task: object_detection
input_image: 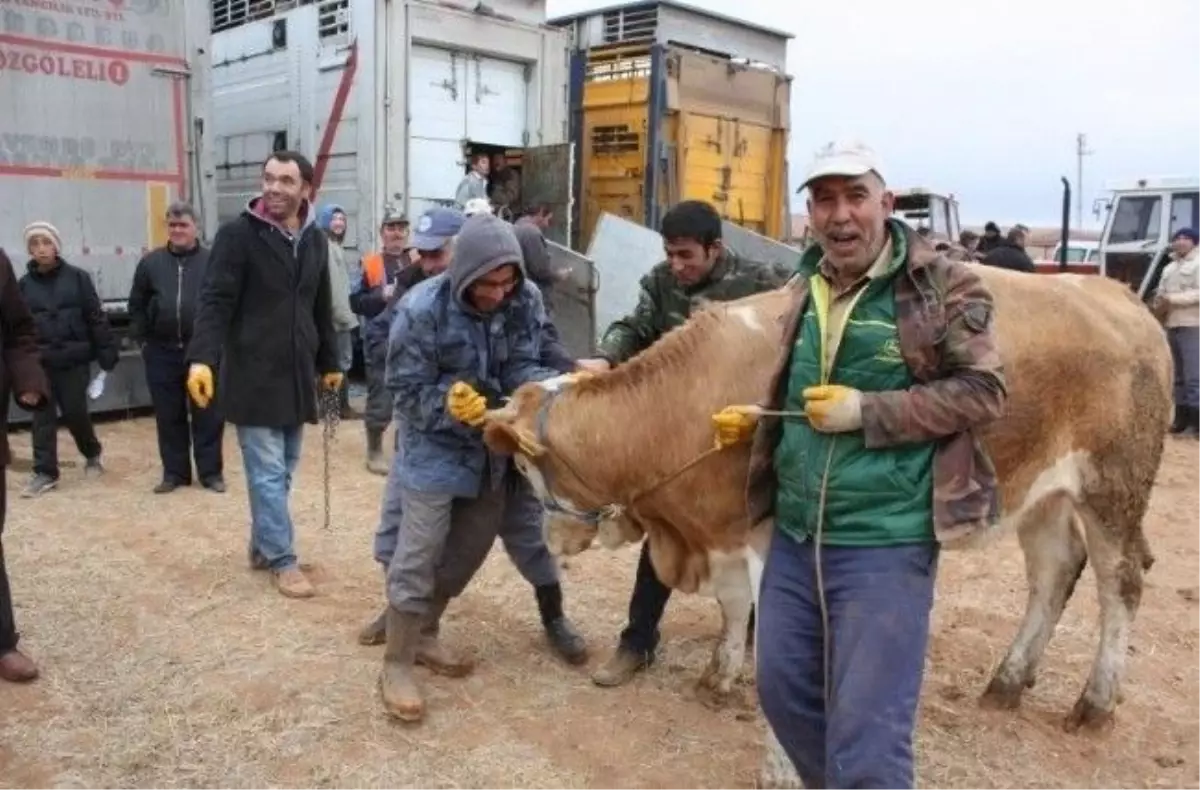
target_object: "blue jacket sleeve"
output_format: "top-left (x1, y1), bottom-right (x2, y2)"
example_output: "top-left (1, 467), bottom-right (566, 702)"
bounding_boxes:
top-left (500, 286), bottom-right (565, 393)
top-left (385, 300), bottom-right (478, 439)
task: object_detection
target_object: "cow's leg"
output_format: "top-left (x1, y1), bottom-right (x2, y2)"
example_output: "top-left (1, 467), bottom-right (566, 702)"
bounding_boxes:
top-left (747, 529), bottom-right (804, 790)
top-left (1063, 501), bottom-right (1146, 732)
top-left (982, 494), bottom-right (1087, 709)
top-left (696, 549), bottom-right (753, 706)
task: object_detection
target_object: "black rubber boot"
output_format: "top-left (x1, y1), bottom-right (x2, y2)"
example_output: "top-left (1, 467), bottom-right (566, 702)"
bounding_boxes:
top-left (535, 583), bottom-right (588, 665)
top-left (365, 428), bottom-right (388, 475)
top-left (1169, 405), bottom-right (1188, 434)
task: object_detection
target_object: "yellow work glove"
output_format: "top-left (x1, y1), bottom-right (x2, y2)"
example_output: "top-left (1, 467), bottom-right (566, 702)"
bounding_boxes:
top-left (187, 363), bottom-right (214, 409)
top-left (322, 372), bottom-right (344, 390)
top-left (446, 381), bottom-right (488, 427)
top-left (711, 404), bottom-right (761, 450)
top-left (802, 384), bottom-right (863, 433)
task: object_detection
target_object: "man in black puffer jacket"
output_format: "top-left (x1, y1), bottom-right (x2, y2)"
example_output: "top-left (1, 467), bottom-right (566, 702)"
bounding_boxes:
top-left (128, 201), bottom-right (226, 495)
top-left (18, 221), bottom-right (119, 497)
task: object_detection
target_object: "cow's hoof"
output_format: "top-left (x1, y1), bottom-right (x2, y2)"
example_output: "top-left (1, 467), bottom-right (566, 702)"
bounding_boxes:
top-left (694, 673), bottom-right (736, 710)
top-left (979, 675), bottom-right (1025, 710)
top-left (1064, 697), bottom-right (1114, 733)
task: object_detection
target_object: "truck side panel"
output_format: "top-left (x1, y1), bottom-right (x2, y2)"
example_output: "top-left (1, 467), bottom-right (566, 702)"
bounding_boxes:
top-left (1, 1), bottom-right (213, 425)
top-left (0, 2), bottom-right (200, 301)
top-left (211, 0), bottom-right (569, 253)
top-left (211, 4), bottom-right (367, 250)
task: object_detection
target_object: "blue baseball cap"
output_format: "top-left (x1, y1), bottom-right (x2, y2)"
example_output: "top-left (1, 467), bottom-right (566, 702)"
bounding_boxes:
top-left (411, 207), bottom-right (465, 251)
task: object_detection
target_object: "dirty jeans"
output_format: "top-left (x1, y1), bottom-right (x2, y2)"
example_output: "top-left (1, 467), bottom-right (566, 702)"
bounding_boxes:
top-left (756, 533), bottom-right (938, 789)
top-left (1168, 326), bottom-right (1199, 408)
top-left (378, 465), bottom-right (560, 599)
top-left (236, 425), bottom-right (303, 572)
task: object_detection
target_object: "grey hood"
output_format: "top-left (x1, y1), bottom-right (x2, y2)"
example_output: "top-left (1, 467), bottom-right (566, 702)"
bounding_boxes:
top-left (449, 213), bottom-right (526, 310)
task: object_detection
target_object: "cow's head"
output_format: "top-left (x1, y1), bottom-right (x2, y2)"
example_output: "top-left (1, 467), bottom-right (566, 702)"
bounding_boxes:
top-left (482, 373), bottom-right (639, 556)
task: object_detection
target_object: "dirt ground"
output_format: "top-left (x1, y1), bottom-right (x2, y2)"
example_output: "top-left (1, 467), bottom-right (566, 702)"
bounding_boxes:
top-left (0, 414), bottom-right (1196, 789)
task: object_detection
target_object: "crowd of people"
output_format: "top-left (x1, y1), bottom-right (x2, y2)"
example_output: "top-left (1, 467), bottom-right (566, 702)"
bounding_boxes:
top-left (0, 140), bottom-right (1195, 788)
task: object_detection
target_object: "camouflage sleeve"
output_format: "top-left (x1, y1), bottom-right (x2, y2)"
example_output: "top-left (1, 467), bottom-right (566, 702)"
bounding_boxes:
top-left (596, 272), bottom-right (663, 365)
top-left (860, 261), bottom-right (1007, 448)
top-left (766, 260), bottom-right (797, 287)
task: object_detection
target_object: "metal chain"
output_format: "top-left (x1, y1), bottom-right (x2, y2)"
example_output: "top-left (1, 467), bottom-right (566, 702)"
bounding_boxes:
top-left (320, 385), bottom-right (341, 531)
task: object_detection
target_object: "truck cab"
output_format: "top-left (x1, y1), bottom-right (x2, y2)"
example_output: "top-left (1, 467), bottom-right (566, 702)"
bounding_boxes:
top-left (891, 188), bottom-right (962, 245)
top-left (1097, 176), bottom-right (1200, 301)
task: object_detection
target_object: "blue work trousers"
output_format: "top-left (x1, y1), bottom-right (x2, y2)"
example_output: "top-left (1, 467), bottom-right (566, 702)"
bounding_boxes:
top-left (756, 532), bottom-right (938, 789)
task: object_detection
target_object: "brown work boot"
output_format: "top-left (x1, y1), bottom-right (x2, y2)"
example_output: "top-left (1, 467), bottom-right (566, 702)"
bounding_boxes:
top-left (357, 606), bottom-right (387, 646)
top-left (273, 567), bottom-right (316, 599)
top-left (0, 649), bottom-right (39, 683)
top-left (380, 608), bottom-right (425, 722)
top-left (415, 597), bottom-right (474, 677)
top-left (591, 645), bottom-right (651, 688)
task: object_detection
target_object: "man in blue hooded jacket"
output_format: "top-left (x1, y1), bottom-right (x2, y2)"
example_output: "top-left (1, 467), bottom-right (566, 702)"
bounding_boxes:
top-left (377, 213), bottom-right (584, 723)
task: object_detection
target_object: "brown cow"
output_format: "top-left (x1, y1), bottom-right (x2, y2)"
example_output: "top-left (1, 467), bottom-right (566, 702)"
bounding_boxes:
top-left (479, 266), bottom-right (1170, 785)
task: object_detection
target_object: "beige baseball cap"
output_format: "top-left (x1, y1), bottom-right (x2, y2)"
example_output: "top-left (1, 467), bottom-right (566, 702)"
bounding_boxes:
top-left (800, 139), bottom-right (886, 191)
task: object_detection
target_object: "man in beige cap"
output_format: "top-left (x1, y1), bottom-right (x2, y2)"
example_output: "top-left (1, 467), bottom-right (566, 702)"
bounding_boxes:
top-left (711, 139), bottom-right (1007, 788)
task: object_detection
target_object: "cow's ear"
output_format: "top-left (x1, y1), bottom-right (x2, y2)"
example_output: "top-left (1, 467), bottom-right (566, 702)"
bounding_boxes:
top-left (483, 422), bottom-right (546, 458)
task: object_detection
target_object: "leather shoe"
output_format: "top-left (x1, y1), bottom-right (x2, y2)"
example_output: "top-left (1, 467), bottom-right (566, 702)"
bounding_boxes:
top-left (0, 649), bottom-right (39, 683)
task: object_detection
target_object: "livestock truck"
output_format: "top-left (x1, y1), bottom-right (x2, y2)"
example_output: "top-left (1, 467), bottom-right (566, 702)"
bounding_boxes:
top-left (1, 0), bottom-right (217, 424)
top-left (209, 0), bottom-right (573, 249)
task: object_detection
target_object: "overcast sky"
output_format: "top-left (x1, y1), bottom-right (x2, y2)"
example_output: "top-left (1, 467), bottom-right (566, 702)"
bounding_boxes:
top-left (546, 0), bottom-right (1200, 230)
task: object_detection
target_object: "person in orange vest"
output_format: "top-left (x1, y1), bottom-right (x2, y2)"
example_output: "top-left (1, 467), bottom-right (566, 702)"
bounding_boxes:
top-left (350, 210), bottom-right (412, 474)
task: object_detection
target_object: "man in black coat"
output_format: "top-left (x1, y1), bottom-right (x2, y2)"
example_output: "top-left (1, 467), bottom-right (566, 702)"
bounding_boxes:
top-left (128, 201), bottom-right (226, 495)
top-left (981, 225), bottom-right (1036, 273)
top-left (185, 151), bottom-right (342, 600)
top-left (17, 221), bottom-right (119, 498)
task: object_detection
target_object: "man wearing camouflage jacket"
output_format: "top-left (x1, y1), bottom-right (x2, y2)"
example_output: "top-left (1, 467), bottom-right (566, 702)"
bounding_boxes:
top-left (575, 199), bottom-right (793, 687)
top-left (713, 140), bottom-right (1007, 788)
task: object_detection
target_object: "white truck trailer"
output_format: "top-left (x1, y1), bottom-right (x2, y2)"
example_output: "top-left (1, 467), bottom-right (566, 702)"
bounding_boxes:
top-left (1, 0), bottom-right (217, 423)
top-left (209, 0), bottom-right (575, 254)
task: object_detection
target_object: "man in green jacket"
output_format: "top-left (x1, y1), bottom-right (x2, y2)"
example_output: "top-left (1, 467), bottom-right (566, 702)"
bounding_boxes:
top-left (713, 140), bottom-right (1007, 788)
top-left (576, 199), bottom-right (793, 687)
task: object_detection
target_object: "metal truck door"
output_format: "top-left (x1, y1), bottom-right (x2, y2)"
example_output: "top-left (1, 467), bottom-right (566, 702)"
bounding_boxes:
top-left (521, 143), bottom-right (576, 248)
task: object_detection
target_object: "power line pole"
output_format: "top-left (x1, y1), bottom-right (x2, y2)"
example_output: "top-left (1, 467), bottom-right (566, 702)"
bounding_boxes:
top-left (1076, 132), bottom-right (1093, 231)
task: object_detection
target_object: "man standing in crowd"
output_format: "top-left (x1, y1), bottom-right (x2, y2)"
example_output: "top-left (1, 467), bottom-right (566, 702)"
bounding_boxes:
top-left (378, 213), bottom-right (584, 723)
top-left (712, 139), bottom-right (1006, 788)
top-left (978, 220), bottom-right (1003, 254)
top-left (127, 202), bottom-right (226, 494)
top-left (1156, 227), bottom-right (1200, 435)
top-left (454, 152), bottom-right (490, 209)
top-left (513, 204), bottom-right (571, 316)
top-left (186, 151), bottom-right (342, 600)
top-left (981, 224), bottom-right (1036, 272)
top-left (18, 221), bottom-right (119, 498)
top-left (317, 203), bottom-right (359, 420)
top-left (573, 200), bottom-right (792, 688)
top-left (358, 206), bottom-right (464, 644)
top-left (0, 247), bottom-right (49, 683)
top-left (350, 210), bottom-right (411, 475)
top-left (488, 153), bottom-right (520, 220)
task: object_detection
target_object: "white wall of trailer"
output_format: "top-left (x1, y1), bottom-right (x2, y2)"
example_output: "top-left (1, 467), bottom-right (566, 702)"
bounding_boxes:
top-left (210, 0), bottom-right (571, 256)
top-left (0, 0), bottom-right (216, 303)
